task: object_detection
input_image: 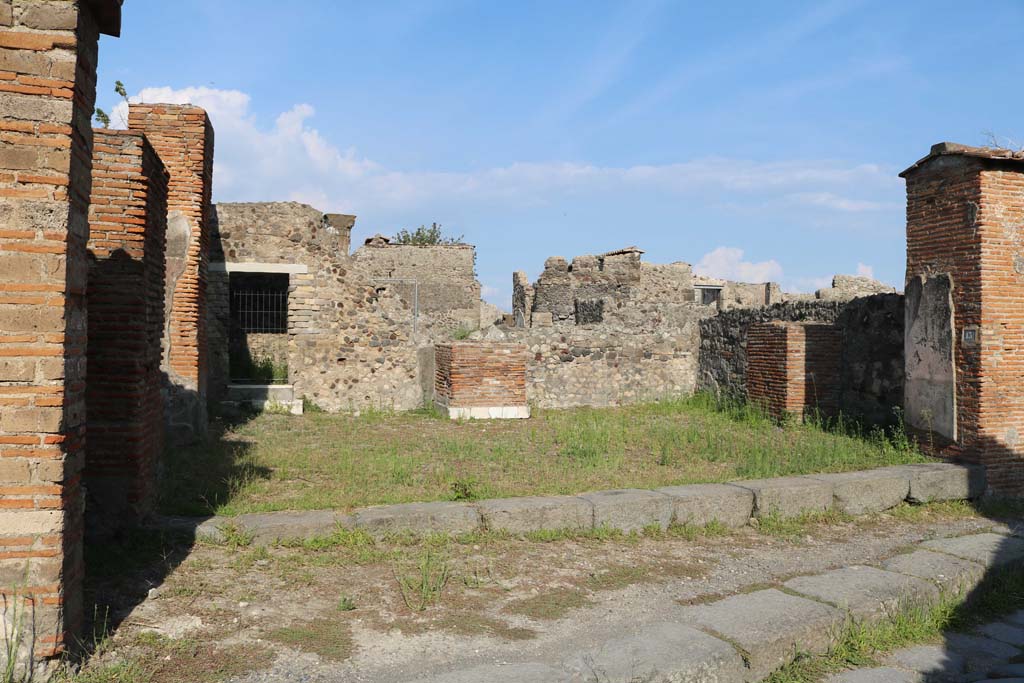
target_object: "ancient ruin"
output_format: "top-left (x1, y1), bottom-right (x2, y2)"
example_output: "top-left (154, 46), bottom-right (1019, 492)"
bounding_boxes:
top-left (208, 201), bottom-right (491, 414)
top-left (3, 1), bottom-right (1024, 677)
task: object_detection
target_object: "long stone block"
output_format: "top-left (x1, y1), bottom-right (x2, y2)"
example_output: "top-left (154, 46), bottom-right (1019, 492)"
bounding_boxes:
top-left (0, 510), bottom-right (63, 535)
top-left (783, 566), bottom-right (940, 620)
top-left (232, 510), bottom-right (353, 543)
top-left (882, 644), bottom-right (966, 681)
top-left (807, 469), bottom-right (910, 515)
top-left (728, 476), bottom-right (833, 518)
top-left (881, 549), bottom-right (985, 593)
top-left (353, 501), bottom-right (482, 536)
top-left (825, 668), bottom-right (917, 683)
top-left (578, 489), bottom-right (673, 532)
top-left (477, 496), bottom-right (593, 534)
top-left (564, 622), bottom-right (746, 683)
top-left (943, 633), bottom-right (1021, 673)
top-left (655, 483), bottom-right (754, 528)
top-left (409, 663), bottom-right (571, 683)
top-left (881, 463), bottom-right (985, 503)
top-left (679, 588), bottom-right (845, 680)
top-left (921, 532), bottom-right (1024, 569)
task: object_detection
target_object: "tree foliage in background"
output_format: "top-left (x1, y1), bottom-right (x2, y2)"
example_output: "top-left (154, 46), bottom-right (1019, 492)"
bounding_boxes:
top-left (393, 222), bottom-right (464, 246)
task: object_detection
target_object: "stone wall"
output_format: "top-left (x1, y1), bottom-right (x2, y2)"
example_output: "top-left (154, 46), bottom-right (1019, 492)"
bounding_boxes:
top-left (354, 240), bottom-right (480, 326)
top-left (902, 143), bottom-right (1024, 494)
top-left (128, 103), bottom-right (214, 444)
top-left (209, 202), bottom-right (477, 412)
top-left (0, 0), bottom-right (121, 673)
top-left (501, 325), bottom-right (701, 409)
top-left (434, 342), bottom-right (529, 418)
top-left (699, 295), bottom-right (904, 425)
top-left (85, 129), bottom-right (168, 533)
top-left (747, 322), bottom-right (841, 420)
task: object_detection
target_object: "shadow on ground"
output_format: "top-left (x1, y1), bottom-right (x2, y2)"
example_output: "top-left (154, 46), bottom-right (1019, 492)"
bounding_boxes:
top-left (79, 415), bottom-right (271, 656)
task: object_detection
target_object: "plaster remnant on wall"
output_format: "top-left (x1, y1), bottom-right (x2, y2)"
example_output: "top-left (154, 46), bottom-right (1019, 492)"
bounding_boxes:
top-left (904, 273), bottom-right (956, 441)
top-left (163, 211), bottom-right (192, 380)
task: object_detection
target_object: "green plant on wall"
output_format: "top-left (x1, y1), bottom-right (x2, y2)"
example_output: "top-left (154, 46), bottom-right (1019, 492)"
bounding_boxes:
top-left (393, 222), bottom-right (464, 246)
top-left (230, 355), bottom-right (288, 384)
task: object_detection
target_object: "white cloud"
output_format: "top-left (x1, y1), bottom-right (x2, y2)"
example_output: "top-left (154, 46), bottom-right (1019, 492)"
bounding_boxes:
top-left (694, 246), bottom-right (784, 283)
top-left (113, 85), bottom-right (900, 231)
top-left (786, 191), bottom-right (893, 212)
top-left (856, 262), bottom-right (875, 278)
top-left (786, 275), bottom-right (833, 293)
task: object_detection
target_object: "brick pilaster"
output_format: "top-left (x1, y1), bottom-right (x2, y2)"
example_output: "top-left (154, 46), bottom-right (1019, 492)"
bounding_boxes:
top-left (85, 130), bottom-right (168, 532)
top-left (903, 144), bottom-right (1024, 494)
top-left (0, 0), bottom-right (121, 674)
top-left (127, 103), bottom-right (214, 444)
top-left (747, 322), bottom-right (840, 420)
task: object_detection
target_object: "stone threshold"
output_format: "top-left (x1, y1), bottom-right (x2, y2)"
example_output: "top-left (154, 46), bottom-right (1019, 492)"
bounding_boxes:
top-left (156, 461), bottom-right (986, 545)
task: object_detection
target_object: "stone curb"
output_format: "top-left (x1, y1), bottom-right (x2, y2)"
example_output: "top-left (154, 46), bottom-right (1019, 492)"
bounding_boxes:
top-left (155, 462), bottom-right (986, 544)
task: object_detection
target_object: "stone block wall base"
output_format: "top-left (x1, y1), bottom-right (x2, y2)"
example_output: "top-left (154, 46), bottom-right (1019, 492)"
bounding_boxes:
top-left (444, 405), bottom-right (531, 420)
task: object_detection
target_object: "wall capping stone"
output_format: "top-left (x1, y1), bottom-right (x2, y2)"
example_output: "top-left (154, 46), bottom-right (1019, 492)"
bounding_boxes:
top-left (209, 261), bottom-right (309, 274)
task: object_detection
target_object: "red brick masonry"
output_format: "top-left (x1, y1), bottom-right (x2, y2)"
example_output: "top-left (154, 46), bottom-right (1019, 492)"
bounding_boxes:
top-left (0, 0), bottom-right (121, 668)
top-left (435, 343), bottom-right (529, 419)
top-left (128, 103), bottom-right (214, 441)
top-left (902, 143), bottom-right (1024, 494)
top-left (86, 130), bottom-right (168, 531)
top-left (747, 322), bottom-right (841, 420)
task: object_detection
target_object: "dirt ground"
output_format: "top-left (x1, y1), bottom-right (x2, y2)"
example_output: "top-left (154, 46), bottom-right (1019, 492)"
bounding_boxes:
top-left (66, 503), bottom-right (1009, 683)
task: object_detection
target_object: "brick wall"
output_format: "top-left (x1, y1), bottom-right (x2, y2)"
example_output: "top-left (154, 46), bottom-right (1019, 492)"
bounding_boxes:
top-left (747, 323), bottom-right (789, 417)
top-left (127, 103), bottom-right (214, 444)
top-left (434, 343), bottom-right (528, 418)
top-left (0, 0), bottom-right (121, 673)
top-left (85, 130), bottom-right (168, 533)
top-left (902, 144), bottom-right (1024, 494)
top-left (747, 322), bottom-right (841, 420)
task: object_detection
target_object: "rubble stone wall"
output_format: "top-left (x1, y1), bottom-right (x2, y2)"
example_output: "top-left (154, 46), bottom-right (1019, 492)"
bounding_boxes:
top-left (699, 295), bottom-right (904, 425)
top-left (354, 242), bottom-right (480, 322)
top-left (210, 202), bottom-right (475, 412)
top-left (503, 325), bottom-right (701, 409)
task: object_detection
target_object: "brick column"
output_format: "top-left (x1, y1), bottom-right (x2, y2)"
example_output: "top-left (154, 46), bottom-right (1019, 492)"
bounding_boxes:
top-left (85, 130), bottom-right (168, 533)
top-left (127, 104), bottom-right (214, 444)
top-left (902, 143), bottom-right (1024, 494)
top-left (0, 0), bottom-right (121, 674)
top-left (747, 322), bottom-right (840, 421)
top-left (434, 343), bottom-right (529, 419)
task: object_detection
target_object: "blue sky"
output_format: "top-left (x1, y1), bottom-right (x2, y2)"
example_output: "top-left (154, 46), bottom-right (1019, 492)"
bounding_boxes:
top-left (96, 0), bottom-right (1024, 307)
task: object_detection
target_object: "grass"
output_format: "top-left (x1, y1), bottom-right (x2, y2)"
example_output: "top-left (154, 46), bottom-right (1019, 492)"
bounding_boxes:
top-left (756, 509), bottom-right (854, 539)
top-left (268, 619), bottom-right (354, 662)
top-left (160, 393), bottom-right (928, 516)
top-left (52, 633), bottom-right (272, 683)
top-left (394, 550), bottom-right (452, 612)
top-left (767, 562), bottom-right (1024, 682)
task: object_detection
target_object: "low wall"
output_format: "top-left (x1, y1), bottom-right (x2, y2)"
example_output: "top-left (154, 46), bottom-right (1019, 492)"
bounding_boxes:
top-left (504, 327), bottom-right (699, 409)
top-left (434, 342), bottom-right (529, 418)
top-left (699, 294), bottom-right (904, 425)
